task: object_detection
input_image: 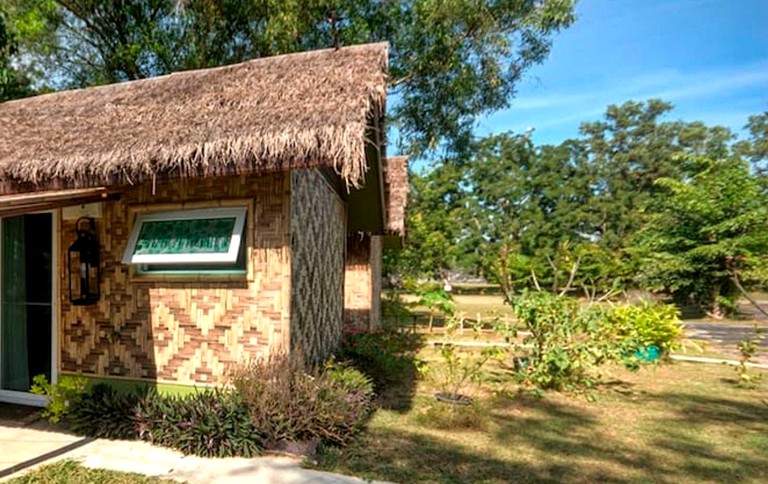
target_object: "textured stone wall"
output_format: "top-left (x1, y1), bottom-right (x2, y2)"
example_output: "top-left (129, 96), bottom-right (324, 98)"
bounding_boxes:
top-left (344, 235), bottom-right (382, 332)
top-left (290, 169), bottom-right (346, 363)
top-left (59, 173), bottom-right (292, 385)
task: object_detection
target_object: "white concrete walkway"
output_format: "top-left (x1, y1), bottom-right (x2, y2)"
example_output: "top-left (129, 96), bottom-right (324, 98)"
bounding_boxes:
top-left (0, 424), bottom-right (86, 475)
top-left (61, 438), bottom-right (382, 484)
top-left (0, 427), bottom-right (387, 484)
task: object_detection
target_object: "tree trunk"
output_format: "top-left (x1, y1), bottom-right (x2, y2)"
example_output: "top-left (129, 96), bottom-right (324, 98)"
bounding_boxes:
top-left (706, 284), bottom-right (725, 320)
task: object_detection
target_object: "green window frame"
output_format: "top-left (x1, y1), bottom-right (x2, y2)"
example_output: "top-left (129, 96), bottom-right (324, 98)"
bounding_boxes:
top-left (122, 207), bottom-right (247, 273)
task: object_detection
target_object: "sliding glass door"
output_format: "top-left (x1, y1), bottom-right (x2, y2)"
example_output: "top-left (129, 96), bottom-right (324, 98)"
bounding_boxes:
top-left (0, 212), bottom-right (54, 405)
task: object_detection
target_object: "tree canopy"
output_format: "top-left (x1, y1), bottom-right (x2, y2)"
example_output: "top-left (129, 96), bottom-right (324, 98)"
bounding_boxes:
top-left (1, 0), bottom-right (576, 155)
top-left (0, 8), bottom-right (31, 101)
top-left (635, 156), bottom-right (768, 317)
top-left (390, 99), bottom-right (768, 315)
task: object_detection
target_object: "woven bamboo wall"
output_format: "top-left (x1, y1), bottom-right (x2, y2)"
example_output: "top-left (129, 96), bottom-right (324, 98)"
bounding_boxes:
top-left (290, 170), bottom-right (346, 363)
top-left (343, 235), bottom-right (382, 332)
top-left (59, 173), bottom-right (291, 384)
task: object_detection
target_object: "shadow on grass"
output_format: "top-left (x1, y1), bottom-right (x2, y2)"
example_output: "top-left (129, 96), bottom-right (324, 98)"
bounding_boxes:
top-left (642, 392), bottom-right (768, 481)
top-left (320, 426), bottom-right (586, 484)
top-left (646, 391), bottom-right (768, 428)
top-left (320, 389), bottom-right (768, 483)
top-left (320, 396), bottom-right (636, 484)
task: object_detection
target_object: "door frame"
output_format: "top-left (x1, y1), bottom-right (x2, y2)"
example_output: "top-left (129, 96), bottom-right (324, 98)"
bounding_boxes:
top-left (0, 210), bottom-right (58, 407)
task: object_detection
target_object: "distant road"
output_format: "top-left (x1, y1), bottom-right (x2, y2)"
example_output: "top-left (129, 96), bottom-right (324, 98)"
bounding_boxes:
top-left (685, 322), bottom-right (767, 348)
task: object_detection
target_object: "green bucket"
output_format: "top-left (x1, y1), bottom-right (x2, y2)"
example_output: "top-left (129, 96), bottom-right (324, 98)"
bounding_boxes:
top-left (633, 345), bottom-right (661, 362)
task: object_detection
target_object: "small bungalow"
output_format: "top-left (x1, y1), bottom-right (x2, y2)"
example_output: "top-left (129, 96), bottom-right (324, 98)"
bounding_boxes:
top-left (0, 42), bottom-right (406, 406)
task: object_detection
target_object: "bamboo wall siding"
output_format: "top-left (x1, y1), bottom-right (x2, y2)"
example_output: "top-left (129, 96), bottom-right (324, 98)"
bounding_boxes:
top-left (59, 173), bottom-right (292, 384)
top-left (343, 235), bottom-right (382, 332)
top-left (290, 170), bottom-right (346, 363)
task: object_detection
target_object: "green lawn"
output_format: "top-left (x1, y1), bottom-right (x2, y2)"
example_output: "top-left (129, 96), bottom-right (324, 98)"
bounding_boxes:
top-left (7, 460), bottom-right (175, 484)
top-left (315, 349), bottom-right (768, 483)
top-left (356, 292), bottom-right (767, 483)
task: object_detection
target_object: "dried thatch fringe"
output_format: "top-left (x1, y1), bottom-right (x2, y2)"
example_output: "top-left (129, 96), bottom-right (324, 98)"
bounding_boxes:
top-left (0, 43), bottom-right (388, 193)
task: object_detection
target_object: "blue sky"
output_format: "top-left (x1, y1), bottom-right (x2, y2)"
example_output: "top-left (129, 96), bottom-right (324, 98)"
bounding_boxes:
top-left (476, 0), bottom-right (768, 146)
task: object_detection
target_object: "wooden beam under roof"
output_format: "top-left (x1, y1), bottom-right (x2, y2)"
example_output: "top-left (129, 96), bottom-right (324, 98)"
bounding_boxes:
top-left (0, 187), bottom-right (117, 217)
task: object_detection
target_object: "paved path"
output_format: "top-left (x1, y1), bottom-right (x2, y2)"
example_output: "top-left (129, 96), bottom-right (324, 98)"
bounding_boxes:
top-left (0, 425), bottom-right (86, 477)
top-left (0, 424), bottom-right (385, 484)
top-left (55, 438), bottom-right (382, 484)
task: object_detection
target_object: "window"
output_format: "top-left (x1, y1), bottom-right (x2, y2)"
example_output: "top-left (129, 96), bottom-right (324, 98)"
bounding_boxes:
top-left (123, 207), bottom-right (247, 274)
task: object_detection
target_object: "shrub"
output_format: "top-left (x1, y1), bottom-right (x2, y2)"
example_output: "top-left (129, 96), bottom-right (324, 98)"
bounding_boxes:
top-left (413, 400), bottom-right (490, 430)
top-left (338, 326), bottom-right (421, 390)
top-left (30, 375), bottom-right (88, 424)
top-left (134, 389), bottom-right (261, 458)
top-left (508, 291), bottom-right (627, 391)
top-left (69, 383), bottom-right (150, 439)
top-left (381, 292), bottom-right (414, 324)
top-left (425, 315), bottom-right (502, 401)
top-left (231, 353), bottom-right (374, 448)
top-left (607, 302), bottom-right (684, 356)
top-left (69, 384), bottom-right (261, 458)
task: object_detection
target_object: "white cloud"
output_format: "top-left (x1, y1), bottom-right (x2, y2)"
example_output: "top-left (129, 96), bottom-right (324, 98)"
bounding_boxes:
top-left (505, 62), bottom-right (768, 113)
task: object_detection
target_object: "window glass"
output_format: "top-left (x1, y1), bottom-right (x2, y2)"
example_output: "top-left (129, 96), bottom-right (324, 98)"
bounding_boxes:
top-left (123, 207), bottom-right (247, 272)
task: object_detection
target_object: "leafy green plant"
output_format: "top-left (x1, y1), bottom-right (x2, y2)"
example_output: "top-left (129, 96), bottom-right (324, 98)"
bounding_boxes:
top-left (134, 389), bottom-right (261, 458)
top-left (607, 301), bottom-right (684, 356)
top-left (506, 291), bottom-right (628, 392)
top-left (69, 383), bottom-right (262, 457)
top-left (736, 325), bottom-right (765, 387)
top-left (338, 325), bottom-right (422, 391)
top-left (381, 292), bottom-right (414, 325)
top-left (415, 287), bottom-right (455, 332)
top-left (426, 315), bottom-right (502, 402)
top-left (30, 374), bottom-right (88, 424)
top-left (231, 354), bottom-right (374, 448)
top-left (69, 383), bottom-right (151, 440)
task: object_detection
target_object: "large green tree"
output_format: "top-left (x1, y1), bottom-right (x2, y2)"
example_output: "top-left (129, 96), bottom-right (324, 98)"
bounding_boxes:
top-left (384, 161), bottom-right (469, 282)
top-left (736, 111), bottom-right (768, 179)
top-left (464, 133), bottom-right (596, 295)
top-left (3, 0), bottom-right (576, 155)
top-left (636, 156), bottom-right (768, 317)
top-left (0, 8), bottom-right (31, 101)
top-left (579, 99), bottom-right (733, 251)
top-left (388, 100), bottom-right (763, 304)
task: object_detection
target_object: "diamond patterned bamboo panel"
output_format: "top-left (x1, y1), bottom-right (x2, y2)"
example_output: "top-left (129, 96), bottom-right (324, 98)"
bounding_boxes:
top-left (59, 173), bottom-right (291, 384)
top-left (290, 170), bottom-right (346, 363)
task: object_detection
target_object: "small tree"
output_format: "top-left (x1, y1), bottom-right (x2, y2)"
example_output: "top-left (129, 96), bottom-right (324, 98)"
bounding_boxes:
top-left (416, 287), bottom-right (455, 333)
top-left (636, 156), bottom-right (768, 318)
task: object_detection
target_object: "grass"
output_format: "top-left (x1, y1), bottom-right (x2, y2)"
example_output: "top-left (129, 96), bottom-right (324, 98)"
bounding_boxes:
top-left (315, 357), bottom-right (768, 483)
top-left (7, 460), bottom-right (176, 484)
top-left (323, 289), bottom-right (768, 483)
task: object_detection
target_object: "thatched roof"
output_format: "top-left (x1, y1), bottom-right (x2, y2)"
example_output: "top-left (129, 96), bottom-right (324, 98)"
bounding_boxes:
top-left (383, 156), bottom-right (408, 236)
top-left (0, 43), bottom-right (388, 194)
